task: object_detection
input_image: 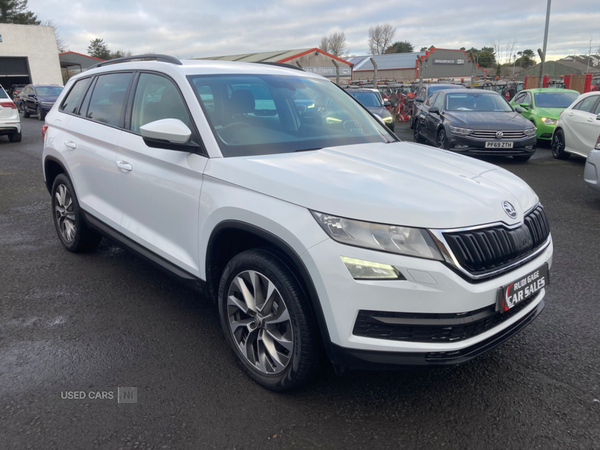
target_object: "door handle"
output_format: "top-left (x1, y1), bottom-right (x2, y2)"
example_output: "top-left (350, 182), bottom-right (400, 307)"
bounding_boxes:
top-left (116, 160), bottom-right (133, 172)
top-left (568, 113), bottom-right (574, 116)
top-left (64, 141), bottom-right (77, 149)
top-left (588, 117), bottom-right (594, 122)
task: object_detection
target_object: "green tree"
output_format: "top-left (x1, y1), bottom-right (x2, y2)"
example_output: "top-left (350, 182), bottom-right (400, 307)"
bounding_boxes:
top-left (420, 45), bottom-right (435, 52)
top-left (385, 41), bottom-right (414, 54)
top-left (0, 0), bottom-right (39, 24)
top-left (88, 38), bottom-right (111, 60)
top-left (467, 47), bottom-right (496, 68)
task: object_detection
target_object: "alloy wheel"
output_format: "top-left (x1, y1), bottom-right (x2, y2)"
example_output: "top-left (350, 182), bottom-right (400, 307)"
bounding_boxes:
top-left (438, 130), bottom-right (447, 149)
top-left (552, 133), bottom-right (563, 157)
top-left (226, 270), bottom-right (293, 374)
top-left (54, 184), bottom-right (76, 243)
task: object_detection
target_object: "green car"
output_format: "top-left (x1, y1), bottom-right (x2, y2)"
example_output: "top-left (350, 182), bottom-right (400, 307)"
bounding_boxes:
top-left (510, 88), bottom-right (580, 141)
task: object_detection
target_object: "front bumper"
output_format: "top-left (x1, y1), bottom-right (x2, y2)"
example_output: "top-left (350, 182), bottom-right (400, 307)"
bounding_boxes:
top-left (304, 235), bottom-right (553, 368)
top-left (535, 122), bottom-right (556, 140)
top-left (584, 149), bottom-right (600, 192)
top-left (445, 133), bottom-right (537, 156)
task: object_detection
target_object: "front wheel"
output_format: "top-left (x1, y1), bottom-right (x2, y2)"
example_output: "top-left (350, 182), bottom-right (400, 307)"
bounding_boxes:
top-left (51, 174), bottom-right (102, 252)
top-left (437, 128), bottom-right (449, 149)
top-left (551, 129), bottom-right (570, 160)
top-left (218, 248), bottom-right (320, 391)
top-left (413, 122), bottom-right (424, 143)
top-left (21, 103), bottom-right (30, 118)
top-left (37, 106), bottom-right (45, 121)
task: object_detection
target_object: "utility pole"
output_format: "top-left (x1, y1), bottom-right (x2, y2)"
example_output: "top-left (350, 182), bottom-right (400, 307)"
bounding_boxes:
top-left (538, 0), bottom-right (551, 88)
top-left (587, 38), bottom-right (592, 74)
top-left (331, 59), bottom-right (340, 85)
top-left (370, 57), bottom-right (378, 89)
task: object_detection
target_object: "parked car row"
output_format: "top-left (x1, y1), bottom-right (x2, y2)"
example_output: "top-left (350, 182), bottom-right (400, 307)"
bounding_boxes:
top-left (17, 84), bottom-right (64, 120)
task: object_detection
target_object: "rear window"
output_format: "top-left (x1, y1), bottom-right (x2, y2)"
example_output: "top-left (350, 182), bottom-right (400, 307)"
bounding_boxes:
top-left (60, 78), bottom-right (91, 114)
top-left (35, 86), bottom-right (64, 96)
top-left (0, 89), bottom-right (8, 99)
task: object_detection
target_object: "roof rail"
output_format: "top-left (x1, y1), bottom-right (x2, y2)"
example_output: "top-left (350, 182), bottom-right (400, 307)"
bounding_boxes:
top-left (88, 54), bottom-right (182, 70)
top-left (254, 62), bottom-right (305, 72)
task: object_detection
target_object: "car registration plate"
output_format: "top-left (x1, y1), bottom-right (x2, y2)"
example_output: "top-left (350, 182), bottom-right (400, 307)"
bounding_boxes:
top-left (485, 141), bottom-right (514, 148)
top-left (498, 264), bottom-right (549, 312)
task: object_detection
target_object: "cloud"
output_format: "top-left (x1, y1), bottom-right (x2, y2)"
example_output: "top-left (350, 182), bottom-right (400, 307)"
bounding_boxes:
top-left (28, 0), bottom-right (599, 60)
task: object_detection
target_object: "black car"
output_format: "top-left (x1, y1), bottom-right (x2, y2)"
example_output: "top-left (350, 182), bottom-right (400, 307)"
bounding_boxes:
top-left (410, 83), bottom-right (466, 128)
top-left (19, 84), bottom-right (64, 121)
top-left (413, 89), bottom-right (537, 161)
top-left (345, 88), bottom-right (395, 131)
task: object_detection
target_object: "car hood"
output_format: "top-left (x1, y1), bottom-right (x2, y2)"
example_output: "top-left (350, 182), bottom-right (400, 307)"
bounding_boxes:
top-left (366, 106), bottom-right (392, 119)
top-left (532, 107), bottom-right (564, 119)
top-left (206, 142), bottom-right (538, 229)
top-left (444, 111), bottom-right (532, 130)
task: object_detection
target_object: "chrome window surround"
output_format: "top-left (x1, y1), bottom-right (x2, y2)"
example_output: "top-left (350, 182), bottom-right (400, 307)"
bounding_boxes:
top-left (428, 203), bottom-right (552, 281)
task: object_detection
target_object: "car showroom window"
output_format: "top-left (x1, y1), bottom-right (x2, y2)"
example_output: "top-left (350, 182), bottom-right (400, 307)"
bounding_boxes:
top-left (84, 72), bottom-right (133, 127)
top-left (60, 78), bottom-right (91, 114)
top-left (130, 73), bottom-right (191, 134)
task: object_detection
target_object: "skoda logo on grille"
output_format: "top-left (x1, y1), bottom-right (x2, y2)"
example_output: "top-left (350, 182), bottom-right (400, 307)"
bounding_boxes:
top-left (502, 201), bottom-right (517, 219)
top-left (496, 131), bottom-right (504, 139)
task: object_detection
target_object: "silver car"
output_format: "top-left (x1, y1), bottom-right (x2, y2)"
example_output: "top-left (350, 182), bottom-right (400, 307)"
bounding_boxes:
top-left (584, 139), bottom-right (600, 192)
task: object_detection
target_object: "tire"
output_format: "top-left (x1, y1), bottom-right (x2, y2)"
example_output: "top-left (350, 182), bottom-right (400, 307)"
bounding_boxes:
top-left (218, 248), bottom-right (319, 391)
top-left (437, 128), bottom-right (449, 149)
top-left (51, 174), bottom-right (102, 252)
top-left (413, 122), bottom-right (424, 143)
top-left (37, 106), bottom-right (45, 121)
top-left (513, 154), bottom-right (532, 162)
top-left (8, 130), bottom-right (22, 142)
top-left (551, 129), bottom-right (570, 160)
top-left (21, 103), bottom-right (30, 118)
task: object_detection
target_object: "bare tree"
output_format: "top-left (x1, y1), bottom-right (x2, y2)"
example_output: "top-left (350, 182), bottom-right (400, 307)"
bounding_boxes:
top-left (368, 24), bottom-right (396, 55)
top-left (41, 20), bottom-right (67, 53)
top-left (328, 32), bottom-right (347, 56)
top-left (319, 36), bottom-right (330, 53)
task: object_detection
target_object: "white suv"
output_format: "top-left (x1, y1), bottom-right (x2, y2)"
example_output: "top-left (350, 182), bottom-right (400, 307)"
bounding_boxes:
top-left (42, 55), bottom-right (553, 391)
top-left (0, 86), bottom-right (21, 142)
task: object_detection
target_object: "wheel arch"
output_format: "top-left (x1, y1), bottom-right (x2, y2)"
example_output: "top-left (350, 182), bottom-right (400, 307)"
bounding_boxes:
top-left (205, 220), bottom-right (335, 360)
top-left (44, 156), bottom-right (68, 194)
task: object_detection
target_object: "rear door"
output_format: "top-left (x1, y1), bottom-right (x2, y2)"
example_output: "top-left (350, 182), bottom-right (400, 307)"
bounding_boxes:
top-left (57, 72), bottom-right (134, 229)
top-left (116, 72), bottom-right (207, 275)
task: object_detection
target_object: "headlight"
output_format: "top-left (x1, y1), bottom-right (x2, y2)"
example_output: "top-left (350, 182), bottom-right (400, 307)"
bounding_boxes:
top-left (41, 102), bottom-right (54, 107)
top-left (311, 211), bottom-right (443, 261)
top-left (340, 256), bottom-right (404, 280)
top-left (383, 116), bottom-right (393, 123)
top-left (541, 117), bottom-right (557, 125)
top-left (449, 126), bottom-right (473, 136)
top-left (525, 128), bottom-right (536, 136)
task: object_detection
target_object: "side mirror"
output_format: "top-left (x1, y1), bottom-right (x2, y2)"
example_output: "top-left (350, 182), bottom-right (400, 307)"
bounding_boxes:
top-left (383, 99), bottom-right (391, 108)
top-left (429, 106), bottom-right (440, 115)
top-left (140, 119), bottom-right (193, 150)
top-left (515, 106), bottom-right (524, 113)
top-left (415, 97), bottom-right (424, 103)
top-left (597, 114), bottom-right (600, 121)
top-left (28, 94), bottom-right (36, 98)
top-left (519, 103), bottom-right (531, 110)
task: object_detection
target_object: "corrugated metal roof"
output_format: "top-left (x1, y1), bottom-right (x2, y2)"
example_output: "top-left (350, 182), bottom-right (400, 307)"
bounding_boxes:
top-left (348, 52), bottom-right (425, 71)
top-left (196, 49), bottom-right (314, 63)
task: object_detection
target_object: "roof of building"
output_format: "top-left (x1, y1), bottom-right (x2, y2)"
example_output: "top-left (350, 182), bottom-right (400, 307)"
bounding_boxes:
top-left (196, 48), bottom-right (352, 66)
top-left (348, 52), bottom-right (425, 71)
top-left (518, 60), bottom-right (600, 78)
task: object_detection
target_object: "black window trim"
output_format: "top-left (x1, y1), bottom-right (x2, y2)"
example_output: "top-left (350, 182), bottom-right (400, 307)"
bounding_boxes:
top-left (59, 75), bottom-right (94, 115)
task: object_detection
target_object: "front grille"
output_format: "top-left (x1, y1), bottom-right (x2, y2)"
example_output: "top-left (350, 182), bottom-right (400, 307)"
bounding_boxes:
top-left (353, 294), bottom-right (536, 343)
top-left (443, 205), bottom-right (550, 277)
top-left (471, 130), bottom-right (527, 139)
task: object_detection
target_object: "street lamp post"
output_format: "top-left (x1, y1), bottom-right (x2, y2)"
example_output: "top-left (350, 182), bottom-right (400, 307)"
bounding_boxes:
top-left (538, 0), bottom-right (552, 88)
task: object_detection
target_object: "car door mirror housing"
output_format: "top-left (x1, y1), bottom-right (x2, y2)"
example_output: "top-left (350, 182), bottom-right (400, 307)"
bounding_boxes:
top-left (415, 97), bottom-right (424, 103)
top-left (515, 106), bottom-right (524, 113)
top-left (519, 103), bottom-right (530, 109)
top-left (140, 119), bottom-right (193, 150)
top-left (597, 114), bottom-right (600, 121)
top-left (383, 99), bottom-right (391, 107)
top-left (429, 106), bottom-right (440, 115)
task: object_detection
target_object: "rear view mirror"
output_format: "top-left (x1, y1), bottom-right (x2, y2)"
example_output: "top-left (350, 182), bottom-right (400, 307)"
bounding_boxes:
top-left (140, 119), bottom-right (193, 150)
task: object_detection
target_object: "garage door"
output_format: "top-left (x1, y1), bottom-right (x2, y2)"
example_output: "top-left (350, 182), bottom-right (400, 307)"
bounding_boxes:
top-left (0, 57), bottom-right (30, 76)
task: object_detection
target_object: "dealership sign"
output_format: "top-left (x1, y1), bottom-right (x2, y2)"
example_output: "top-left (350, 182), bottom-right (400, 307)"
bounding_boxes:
top-left (433, 59), bottom-right (465, 65)
top-left (304, 66), bottom-right (352, 76)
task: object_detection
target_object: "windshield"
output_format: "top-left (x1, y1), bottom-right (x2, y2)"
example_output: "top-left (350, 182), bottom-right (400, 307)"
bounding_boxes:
top-left (35, 86), bottom-right (64, 96)
top-left (534, 92), bottom-right (579, 108)
top-left (445, 92), bottom-right (513, 112)
top-left (189, 74), bottom-right (395, 157)
top-left (348, 91), bottom-right (382, 107)
top-left (429, 85), bottom-right (465, 95)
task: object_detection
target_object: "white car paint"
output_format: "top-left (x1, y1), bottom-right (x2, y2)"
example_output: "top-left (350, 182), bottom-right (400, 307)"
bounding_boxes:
top-left (42, 58), bottom-right (553, 363)
top-left (556, 91), bottom-right (600, 158)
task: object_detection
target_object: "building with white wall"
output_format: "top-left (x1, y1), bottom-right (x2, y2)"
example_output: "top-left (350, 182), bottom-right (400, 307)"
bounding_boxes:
top-left (0, 24), bottom-right (63, 90)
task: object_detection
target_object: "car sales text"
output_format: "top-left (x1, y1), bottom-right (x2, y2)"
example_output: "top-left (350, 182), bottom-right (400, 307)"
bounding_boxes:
top-left (505, 270), bottom-right (545, 309)
top-left (61, 391), bottom-right (114, 400)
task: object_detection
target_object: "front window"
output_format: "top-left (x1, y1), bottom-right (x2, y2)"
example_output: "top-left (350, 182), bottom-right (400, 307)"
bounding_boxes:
top-left (348, 91), bottom-right (383, 107)
top-left (445, 93), bottom-right (513, 112)
top-left (189, 74), bottom-right (395, 157)
top-left (534, 92), bottom-right (579, 108)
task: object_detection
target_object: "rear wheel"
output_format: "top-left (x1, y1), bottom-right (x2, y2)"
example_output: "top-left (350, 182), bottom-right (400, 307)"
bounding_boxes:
top-left (8, 130), bottom-right (22, 142)
top-left (218, 248), bottom-right (320, 391)
top-left (51, 174), bottom-right (102, 252)
top-left (37, 106), bottom-right (45, 121)
top-left (21, 103), bottom-right (30, 118)
top-left (551, 129), bottom-right (570, 160)
top-left (413, 122), bottom-right (424, 143)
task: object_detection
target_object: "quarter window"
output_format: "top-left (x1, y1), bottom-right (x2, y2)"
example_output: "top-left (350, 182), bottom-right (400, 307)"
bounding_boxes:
top-left (433, 93), bottom-right (444, 109)
top-left (84, 73), bottom-right (133, 127)
top-left (594, 98), bottom-right (600, 115)
top-left (129, 73), bottom-right (191, 134)
top-left (426, 93), bottom-right (438, 107)
top-left (574, 96), bottom-right (599, 113)
top-left (60, 78), bottom-right (91, 115)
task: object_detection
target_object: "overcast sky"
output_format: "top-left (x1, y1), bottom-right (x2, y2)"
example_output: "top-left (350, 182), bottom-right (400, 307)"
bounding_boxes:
top-left (28, 0), bottom-right (599, 62)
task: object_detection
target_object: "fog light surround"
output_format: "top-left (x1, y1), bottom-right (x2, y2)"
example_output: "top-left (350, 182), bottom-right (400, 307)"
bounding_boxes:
top-left (341, 256), bottom-right (405, 280)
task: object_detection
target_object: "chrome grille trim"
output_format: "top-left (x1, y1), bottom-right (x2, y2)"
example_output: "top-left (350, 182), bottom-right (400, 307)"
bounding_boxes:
top-left (471, 130), bottom-right (527, 139)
